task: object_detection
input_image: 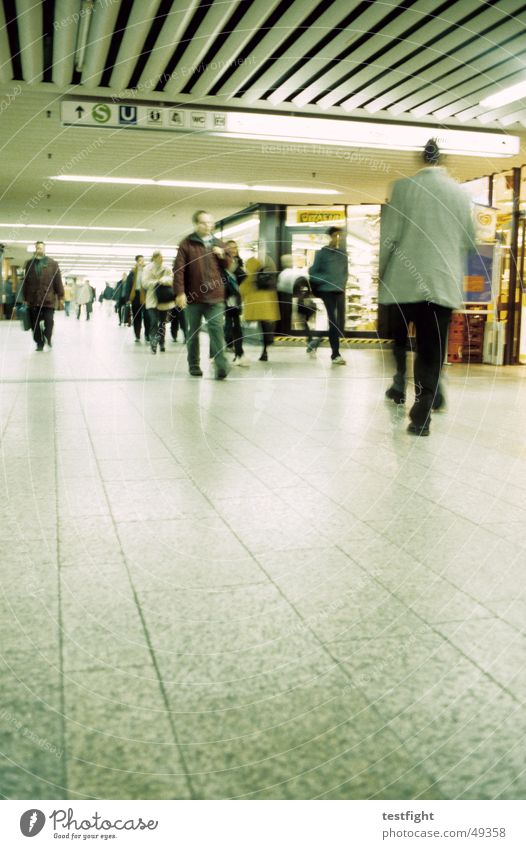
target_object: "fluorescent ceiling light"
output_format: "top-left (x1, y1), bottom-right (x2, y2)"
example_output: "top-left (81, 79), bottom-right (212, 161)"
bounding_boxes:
top-left (220, 218), bottom-right (259, 238)
top-left (22, 241), bottom-right (176, 257)
top-left (480, 80), bottom-right (526, 110)
top-left (50, 175), bottom-right (340, 195)
top-left (157, 179), bottom-right (248, 190)
top-left (0, 223), bottom-right (149, 232)
top-left (53, 175), bottom-right (155, 185)
top-left (216, 113), bottom-right (518, 157)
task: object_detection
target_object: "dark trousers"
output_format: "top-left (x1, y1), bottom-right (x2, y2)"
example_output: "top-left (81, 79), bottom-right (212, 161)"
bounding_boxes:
top-left (170, 306), bottom-right (187, 341)
top-left (185, 302), bottom-right (228, 373)
top-left (147, 308), bottom-right (167, 349)
top-left (396, 302), bottom-right (452, 425)
top-left (260, 321), bottom-right (275, 351)
top-left (297, 308), bottom-right (315, 347)
top-left (29, 306), bottom-right (54, 347)
top-left (224, 307), bottom-right (244, 356)
top-left (313, 291), bottom-right (345, 357)
top-left (132, 295), bottom-right (150, 340)
top-left (277, 292), bottom-right (293, 334)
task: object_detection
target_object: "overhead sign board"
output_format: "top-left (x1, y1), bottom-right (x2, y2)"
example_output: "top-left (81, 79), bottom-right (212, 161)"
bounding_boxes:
top-left (61, 100), bottom-right (227, 132)
top-left (60, 99), bottom-right (520, 158)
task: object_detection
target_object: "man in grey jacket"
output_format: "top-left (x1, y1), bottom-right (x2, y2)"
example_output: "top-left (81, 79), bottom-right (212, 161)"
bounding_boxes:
top-left (379, 140), bottom-right (475, 435)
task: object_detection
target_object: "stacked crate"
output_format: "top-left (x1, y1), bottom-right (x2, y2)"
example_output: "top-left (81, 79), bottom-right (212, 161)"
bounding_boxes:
top-left (447, 312), bottom-right (465, 363)
top-left (447, 312), bottom-right (486, 363)
top-left (463, 313), bottom-right (486, 363)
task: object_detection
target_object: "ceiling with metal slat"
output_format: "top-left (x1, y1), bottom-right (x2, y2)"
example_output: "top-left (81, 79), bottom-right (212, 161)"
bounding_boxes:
top-left (1, 0), bottom-right (526, 275)
top-left (0, 0), bottom-right (525, 126)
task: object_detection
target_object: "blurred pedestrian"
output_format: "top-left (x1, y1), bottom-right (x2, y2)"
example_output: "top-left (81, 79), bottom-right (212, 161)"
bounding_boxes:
top-left (240, 255), bottom-right (279, 362)
top-left (173, 209), bottom-right (230, 379)
top-left (308, 227), bottom-right (348, 364)
top-left (127, 255), bottom-right (150, 343)
top-left (63, 281), bottom-right (72, 316)
top-left (22, 240), bottom-right (64, 351)
top-left (379, 139), bottom-right (475, 435)
top-left (142, 251), bottom-right (175, 354)
top-left (75, 278), bottom-right (92, 320)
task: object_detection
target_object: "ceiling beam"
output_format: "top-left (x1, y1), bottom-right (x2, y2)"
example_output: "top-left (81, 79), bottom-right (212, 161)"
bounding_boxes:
top-left (52, 0), bottom-right (81, 87)
top-left (81, 0), bottom-right (122, 88)
top-left (15, 0), bottom-right (43, 84)
top-left (109, 0), bottom-right (160, 92)
top-left (132, 0), bottom-right (200, 95)
top-left (214, 0), bottom-right (321, 99)
top-left (189, 0), bottom-right (283, 99)
top-left (162, 0), bottom-right (244, 98)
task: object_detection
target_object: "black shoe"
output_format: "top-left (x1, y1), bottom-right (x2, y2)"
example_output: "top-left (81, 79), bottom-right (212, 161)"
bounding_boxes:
top-left (160, 345), bottom-right (165, 353)
top-left (216, 368), bottom-right (227, 380)
top-left (45, 338), bottom-right (52, 349)
top-left (432, 393), bottom-right (445, 411)
top-left (36, 345), bottom-right (44, 351)
top-left (189, 366), bottom-right (203, 376)
top-left (259, 351), bottom-right (268, 362)
top-left (385, 386), bottom-right (405, 404)
top-left (407, 421), bottom-right (430, 437)
top-left (150, 343), bottom-right (157, 354)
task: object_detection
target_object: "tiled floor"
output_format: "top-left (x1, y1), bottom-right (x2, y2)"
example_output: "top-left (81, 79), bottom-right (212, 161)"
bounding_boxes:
top-left (1, 308), bottom-right (525, 800)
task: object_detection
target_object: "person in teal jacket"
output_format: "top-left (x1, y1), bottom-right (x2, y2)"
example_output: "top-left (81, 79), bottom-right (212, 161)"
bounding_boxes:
top-left (308, 227), bottom-right (348, 364)
top-left (379, 139), bottom-right (475, 436)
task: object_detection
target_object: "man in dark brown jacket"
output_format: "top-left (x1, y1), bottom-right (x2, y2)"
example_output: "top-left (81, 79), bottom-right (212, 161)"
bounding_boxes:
top-left (173, 210), bottom-right (231, 379)
top-left (22, 241), bottom-right (64, 350)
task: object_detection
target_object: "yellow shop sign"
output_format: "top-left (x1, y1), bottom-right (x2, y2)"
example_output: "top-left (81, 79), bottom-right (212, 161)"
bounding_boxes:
top-left (296, 209), bottom-right (346, 224)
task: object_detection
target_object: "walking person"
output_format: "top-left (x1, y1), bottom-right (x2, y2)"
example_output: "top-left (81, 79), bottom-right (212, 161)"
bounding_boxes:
top-left (169, 304), bottom-right (187, 343)
top-left (240, 255), bottom-right (279, 362)
top-left (75, 278), bottom-right (92, 320)
top-left (22, 240), bottom-right (64, 351)
top-left (294, 276), bottom-right (317, 354)
top-left (223, 240), bottom-right (246, 352)
top-left (63, 281), bottom-right (72, 316)
top-left (173, 210), bottom-right (230, 379)
top-left (276, 254), bottom-right (300, 334)
top-left (308, 227), bottom-right (348, 364)
top-left (127, 255), bottom-right (150, 343)
top-left (379, 139), bottom-right (475, 436)
top-left (99, 282), bottom-right (115, 317)
top-left (142, 251), bottom-right (176, 354)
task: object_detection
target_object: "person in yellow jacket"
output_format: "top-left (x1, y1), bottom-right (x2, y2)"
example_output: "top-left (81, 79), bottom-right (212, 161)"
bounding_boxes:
top-left (240, 255), bottom-right (280, 361)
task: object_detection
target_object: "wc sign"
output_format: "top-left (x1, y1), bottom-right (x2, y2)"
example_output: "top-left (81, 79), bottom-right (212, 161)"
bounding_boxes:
top-left (119, 105), bottom-right (137, 125)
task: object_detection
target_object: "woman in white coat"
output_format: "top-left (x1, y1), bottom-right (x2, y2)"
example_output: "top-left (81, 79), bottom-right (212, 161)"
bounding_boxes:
top-left (142, 252), bottom-right (175, 354)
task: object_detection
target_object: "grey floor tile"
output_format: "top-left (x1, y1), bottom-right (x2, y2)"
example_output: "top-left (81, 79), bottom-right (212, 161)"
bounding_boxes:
top-left (64, 667), bottom-right (191, 799)
top-left (0, 650), bottom-right (65, 799)
top-left (436, 619), bottom-right (526, 701)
